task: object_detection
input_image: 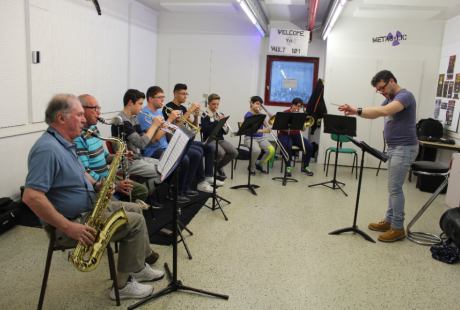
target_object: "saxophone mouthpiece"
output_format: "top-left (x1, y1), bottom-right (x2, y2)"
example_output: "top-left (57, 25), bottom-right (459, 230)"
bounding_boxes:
top-left (85, 129), bottom-right (99, 139)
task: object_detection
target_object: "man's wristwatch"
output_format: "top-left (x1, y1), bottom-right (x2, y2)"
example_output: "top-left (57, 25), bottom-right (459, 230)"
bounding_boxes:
top-left (357, 108), bottom-right (363, 116)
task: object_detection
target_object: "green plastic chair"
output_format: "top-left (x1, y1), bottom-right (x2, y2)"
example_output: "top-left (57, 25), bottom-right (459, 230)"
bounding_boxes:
top-left (324, 134), bottom-right (358, 179)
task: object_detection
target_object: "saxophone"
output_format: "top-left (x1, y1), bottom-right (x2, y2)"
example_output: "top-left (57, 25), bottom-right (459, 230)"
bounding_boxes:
top-left (70, 130), bottom-right (130, 272)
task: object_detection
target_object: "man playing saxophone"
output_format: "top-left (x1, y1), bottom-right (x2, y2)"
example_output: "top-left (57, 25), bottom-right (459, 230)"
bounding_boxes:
top-left (23, 94), bottom-right (164, 300)
top-left (74, 94), bottom-right (152, 205)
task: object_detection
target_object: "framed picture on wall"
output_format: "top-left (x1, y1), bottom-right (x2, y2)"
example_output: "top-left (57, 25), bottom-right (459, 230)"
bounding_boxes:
top-left (448, 81), bottom-right (454, 98)
top-left (443, 81), bottom-right (449, 98)
top-left (447, 55), bottom-right (456, 80)
top-left (454, 73), bottom-right (460, 99)
top-left (437, 74), bottom-right (445, 97)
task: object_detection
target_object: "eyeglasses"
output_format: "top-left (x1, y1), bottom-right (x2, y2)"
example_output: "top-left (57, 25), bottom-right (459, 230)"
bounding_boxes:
top-left (154, 96), bottom-right (166, 99)
top-left (175, 92), bottom-right (189, 96)
top-left (375, 81), bottom-right (389, 93)
top-left (83, 106), bottom-right (102, 112)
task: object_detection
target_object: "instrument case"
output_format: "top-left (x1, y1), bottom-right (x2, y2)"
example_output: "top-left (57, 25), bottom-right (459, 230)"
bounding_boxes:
top-left (0, 197), bottom-right (22, 235)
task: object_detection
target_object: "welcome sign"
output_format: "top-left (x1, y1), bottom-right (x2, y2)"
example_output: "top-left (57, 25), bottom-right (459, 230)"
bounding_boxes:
top-left (269, 28), bottom-right (309, 56)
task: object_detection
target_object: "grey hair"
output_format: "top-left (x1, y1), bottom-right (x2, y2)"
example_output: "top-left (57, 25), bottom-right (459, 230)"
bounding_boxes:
top-left (77, 94), bottom-right (92, 107)
top-left (44, 94), bottom-right (76, 125)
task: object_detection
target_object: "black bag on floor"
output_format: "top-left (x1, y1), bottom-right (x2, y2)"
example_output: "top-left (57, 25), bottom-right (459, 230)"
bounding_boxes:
top-left (416, 118), bottom-right (443, 138)
top-left (0, 197), bottom-right (22, 234)
top-left (439, 207), bottom-right (460, 247)
top-left (418, 175), bottom-right (448, 194)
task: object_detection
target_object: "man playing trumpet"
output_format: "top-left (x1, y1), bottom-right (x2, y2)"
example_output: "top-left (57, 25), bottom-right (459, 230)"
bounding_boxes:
top-left (163, 83), bottom-right (223, 187)
top-left (201, 93), bottom-right (238, 179)
top-left (137, 86), bottom-right (214, 203)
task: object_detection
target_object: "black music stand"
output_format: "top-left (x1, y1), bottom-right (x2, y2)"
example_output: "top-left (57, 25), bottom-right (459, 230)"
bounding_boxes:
top-left (271, 112), bottom-right (307, 186)
top-left (230, 114), bottom-right (266, 195)
top-left (329, 136), bottom-right (389, 243)
top-left (309, 114), bottom-right (356, 196)
top-left (187, 116), bottom-right (231, 220)
top-left (149, 128), bottom-right (195, 260)
top-left (128, 168), bottom-right (229, 310)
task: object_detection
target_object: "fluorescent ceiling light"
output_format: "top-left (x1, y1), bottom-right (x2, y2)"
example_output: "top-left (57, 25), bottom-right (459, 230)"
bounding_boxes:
top-left (323, 0), bottom-right (347, 40)
top-left (237, 0), bottom-right (265, 37)
top-left (240, 1), bottom-right (257, 24)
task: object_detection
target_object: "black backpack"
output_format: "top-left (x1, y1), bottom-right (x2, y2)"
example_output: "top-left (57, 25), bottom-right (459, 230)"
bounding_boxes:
top-left (416, 118), bottom-right (443, 139)
top-left (0, 197), bottom-right (22, 234)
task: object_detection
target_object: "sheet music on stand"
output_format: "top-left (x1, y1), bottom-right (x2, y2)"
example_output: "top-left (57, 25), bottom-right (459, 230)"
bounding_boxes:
top-left (158, 127), bottom-right (191, 181)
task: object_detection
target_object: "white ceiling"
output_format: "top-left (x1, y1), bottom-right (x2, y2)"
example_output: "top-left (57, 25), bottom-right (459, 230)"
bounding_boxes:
top-left (134, 0), bottom-right (460, 30)
top-left (135, 0), bottom-right (332, 26)
top-left (342, 0), bottom-right (460, 21)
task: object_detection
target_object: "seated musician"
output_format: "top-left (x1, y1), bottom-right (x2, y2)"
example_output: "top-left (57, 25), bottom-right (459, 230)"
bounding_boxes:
top-left (162, 83), bottom-right (224, 186)
top-left (201, 93), bottom-right (238, 179)
top-left (244, 96), bottom-right (274, 175)
top-left (137, 86), bottom-right (214, 203)
top-left (74, 94), bottom-right (151, 204)
top-left (278, 98), bottom-right (314, 177)
top-left (111, 89), bottom-right (163, 193)
top-left (23, 94), bottom-right (164, 300)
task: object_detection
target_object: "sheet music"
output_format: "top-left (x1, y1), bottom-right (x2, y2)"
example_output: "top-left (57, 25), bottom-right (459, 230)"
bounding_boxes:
top-left (158, 127), bottom-right (190, 181)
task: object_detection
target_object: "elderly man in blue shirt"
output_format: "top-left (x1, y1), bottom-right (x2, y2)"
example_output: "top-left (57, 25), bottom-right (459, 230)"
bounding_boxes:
top-left (23, 94), bottom-right (164, 300)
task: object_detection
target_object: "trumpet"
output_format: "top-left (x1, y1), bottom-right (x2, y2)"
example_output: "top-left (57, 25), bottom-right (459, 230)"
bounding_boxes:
top-left (163, 105), bottom-right (201, 135)
top-left (257, 106), bottom-right (289, 161)
top-left (138, 111), bottom-right (178, 134)
top-left (212, 110), bottom-right (237, 138)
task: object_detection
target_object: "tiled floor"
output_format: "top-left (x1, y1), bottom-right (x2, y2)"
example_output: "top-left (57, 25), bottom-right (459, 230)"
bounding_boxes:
top-left (1, 161), bottom-right (458, 310)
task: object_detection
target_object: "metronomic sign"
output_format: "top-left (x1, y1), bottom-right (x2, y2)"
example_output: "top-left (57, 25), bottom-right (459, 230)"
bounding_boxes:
top-left (269, 28), bottom-right (309, 56)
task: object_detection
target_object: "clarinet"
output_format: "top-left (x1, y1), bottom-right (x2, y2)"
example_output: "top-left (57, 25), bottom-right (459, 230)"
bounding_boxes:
top-left (118, 125), bottom-right (132, 202)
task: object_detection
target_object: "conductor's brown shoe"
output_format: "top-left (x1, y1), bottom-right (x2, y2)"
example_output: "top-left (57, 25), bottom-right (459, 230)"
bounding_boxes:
top-left (145, 250), bottom-right (159, 264)
top-left (378, 228), bottom-right (406, 242)
top-left (368, 220), bottom-right (391, 232)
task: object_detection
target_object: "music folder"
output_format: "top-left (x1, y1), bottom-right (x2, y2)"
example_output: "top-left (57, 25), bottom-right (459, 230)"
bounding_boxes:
top-left (158, 127), bottom-right (193, 181)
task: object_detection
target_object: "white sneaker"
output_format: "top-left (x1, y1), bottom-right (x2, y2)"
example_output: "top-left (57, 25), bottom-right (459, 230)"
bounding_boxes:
top-left (205, 177), bottom-right (225, 187)
top-left (130, 263), bottom-right (165, 283)
top-left (197, 181), bottom-right (216, 193)
top-left (110, 276), bottom-right (153, 300)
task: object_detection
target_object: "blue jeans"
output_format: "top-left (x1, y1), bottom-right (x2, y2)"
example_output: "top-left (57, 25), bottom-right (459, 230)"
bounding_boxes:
top-left (384, 144), bottom-right (419, 230)
top-left (278, 134), bottom-right (313, 168)
top-left (191, 141), bottom-right (214, 178)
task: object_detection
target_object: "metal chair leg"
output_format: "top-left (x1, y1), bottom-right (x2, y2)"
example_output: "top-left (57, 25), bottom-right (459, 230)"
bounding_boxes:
top-left (406, 177), bottom-right (448, 246)
top-left (37, 230), bottom-right (56, 310)
top-left (107, 245), bottom-right (121, 306)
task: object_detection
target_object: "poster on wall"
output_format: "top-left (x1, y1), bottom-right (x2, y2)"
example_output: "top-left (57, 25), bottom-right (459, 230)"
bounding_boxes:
top-left (448, 81), bottom-right (454, 98)
top-left (454, 74), bottom-right (460, 99)
top-left (443, 81), bottom-right (449, 98)
top-left (447, 55), bottom-right (456, 80)
top-left (434, 99), bottom-right (441, 119)
top-left (439, 101), bottom-right (448, 125)
top-left (269, 28), bottom-right (309, 56)
top-left (445, 100), bottom-right (459, 133)
top-left (437, 74), bottom-right (445, 97)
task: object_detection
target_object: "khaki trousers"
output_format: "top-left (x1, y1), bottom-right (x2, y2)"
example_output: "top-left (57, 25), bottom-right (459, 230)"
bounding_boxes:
top-left (52, 201), bottom-right (151, 274)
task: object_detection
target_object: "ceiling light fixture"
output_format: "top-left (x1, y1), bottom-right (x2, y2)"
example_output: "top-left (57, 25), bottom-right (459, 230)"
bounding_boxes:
top-left (322, 0), bottom-right (347, 40)
top-left (237, 0), bottom-right (266, 37)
